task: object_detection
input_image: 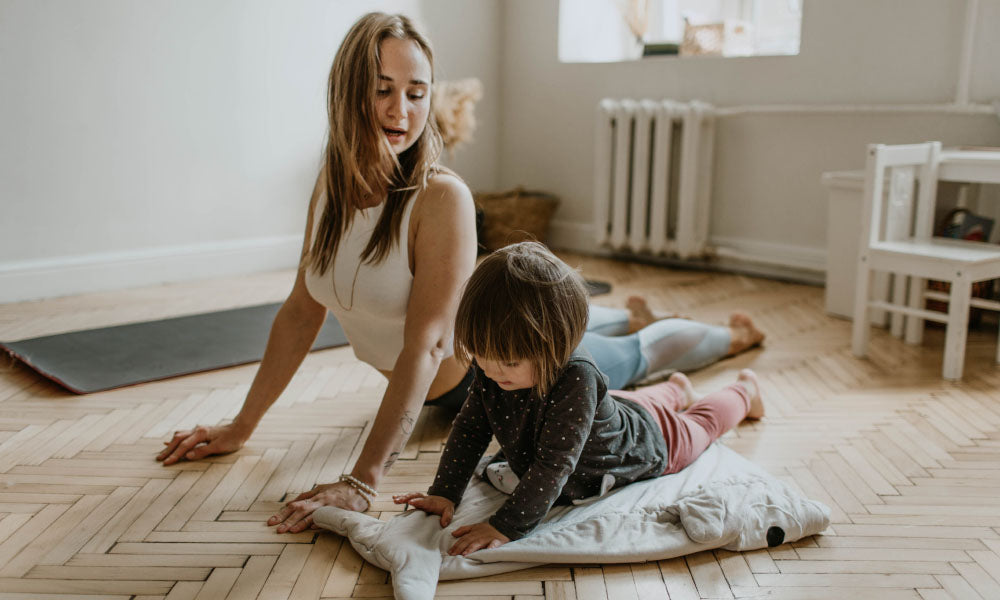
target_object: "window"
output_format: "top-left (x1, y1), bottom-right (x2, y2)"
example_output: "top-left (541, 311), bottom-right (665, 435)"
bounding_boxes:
top-left (558, 0), bottom-right (802, 63)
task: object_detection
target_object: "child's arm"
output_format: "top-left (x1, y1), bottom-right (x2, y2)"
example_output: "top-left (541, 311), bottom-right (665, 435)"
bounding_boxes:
top-left (393, 383), bottom-right (491, 528)
top-left (487, 363), bottom-right (600, 541)
top-left (424, 380), bottom-right (493, 507)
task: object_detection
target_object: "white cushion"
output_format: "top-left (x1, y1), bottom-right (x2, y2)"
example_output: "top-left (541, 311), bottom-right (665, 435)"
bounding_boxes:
top-left (313, 443), bottom-right (830, 600)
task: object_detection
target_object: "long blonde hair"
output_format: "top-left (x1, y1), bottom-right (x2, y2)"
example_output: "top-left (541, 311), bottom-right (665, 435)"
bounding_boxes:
top-left (309, 12), bottom-right (444, 274)
top-left (454, 242), bottom-right (590, 398)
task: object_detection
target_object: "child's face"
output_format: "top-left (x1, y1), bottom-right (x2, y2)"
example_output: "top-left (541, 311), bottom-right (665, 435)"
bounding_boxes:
top-left (474, 355), bottom-right (536, 391)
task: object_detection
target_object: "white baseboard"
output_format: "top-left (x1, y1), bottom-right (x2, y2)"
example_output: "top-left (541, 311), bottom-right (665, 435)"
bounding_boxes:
top-left (0, 235), bottom-right (302, 303)
top-left (708, 235), bottom-right (827, 273)
top-left (4, 223), bottom-right (831, 303)
top-left (548, 219), bottom-right (827, 284)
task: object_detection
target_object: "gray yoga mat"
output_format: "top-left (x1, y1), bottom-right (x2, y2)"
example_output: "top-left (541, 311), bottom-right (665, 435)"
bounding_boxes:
top-left (0, 303), bottom-right (348, 394)
top-left (585, 279), bottom-right (611, 296)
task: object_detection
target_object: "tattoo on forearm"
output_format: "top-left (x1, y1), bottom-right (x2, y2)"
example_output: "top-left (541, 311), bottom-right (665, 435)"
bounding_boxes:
top-left (400, 411), bottom-right (415, 435)
top-left (382, 412), bottom-right (414, 472)
top-left (383, 451), bottom-right (400, 472)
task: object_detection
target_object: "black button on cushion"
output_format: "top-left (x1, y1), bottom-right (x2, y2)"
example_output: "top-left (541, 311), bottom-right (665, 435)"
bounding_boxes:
top-left (766, 526), bottom-right (785, 547)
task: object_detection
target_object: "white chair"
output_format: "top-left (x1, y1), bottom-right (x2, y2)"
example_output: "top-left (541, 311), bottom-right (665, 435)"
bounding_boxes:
top-left (851, 142), bottom-right (1000, 380)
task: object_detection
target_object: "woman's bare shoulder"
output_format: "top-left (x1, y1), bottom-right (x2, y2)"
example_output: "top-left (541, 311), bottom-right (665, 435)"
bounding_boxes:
top-left (423, 171), bottom-right (472, 203)
top-left (412, 171), bottom-right (474, 224)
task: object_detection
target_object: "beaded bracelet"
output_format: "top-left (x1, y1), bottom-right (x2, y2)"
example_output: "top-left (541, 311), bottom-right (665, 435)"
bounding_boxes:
top-left (339, 474), bottom-right (377, 509)
top-left (341, 474), bottom-right (376, 496)
top-left (339, 477), bottom-right (375, 510)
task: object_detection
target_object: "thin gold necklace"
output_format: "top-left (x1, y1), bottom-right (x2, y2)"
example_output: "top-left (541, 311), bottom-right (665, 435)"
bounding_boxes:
top-left (331, 259), bottom-right (363, 312)
top-left (331, 205), bottom-right (375, 312)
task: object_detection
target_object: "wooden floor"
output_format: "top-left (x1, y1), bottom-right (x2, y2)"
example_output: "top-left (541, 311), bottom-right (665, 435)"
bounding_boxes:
top-left (1, 253), bottom-right (999, 599)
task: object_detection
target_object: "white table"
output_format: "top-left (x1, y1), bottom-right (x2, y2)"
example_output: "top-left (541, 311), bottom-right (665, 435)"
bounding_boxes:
top-left (822, 147), bottom-right (1000, 319)
top-left (939, 148), bottom-right (1000, 184)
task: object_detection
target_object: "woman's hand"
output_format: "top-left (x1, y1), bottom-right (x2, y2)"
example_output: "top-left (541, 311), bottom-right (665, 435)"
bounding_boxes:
top-left (268, 481), bottom-right (370, 533)
top-left (392, 492), bottom-right (455, 527)
top-left (156, 423), bottom-right (250, 465)
top-left (448, 522), bottom-right (510, 555)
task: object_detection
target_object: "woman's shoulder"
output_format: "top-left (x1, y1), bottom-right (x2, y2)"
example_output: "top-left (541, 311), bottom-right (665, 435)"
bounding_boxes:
top-left (418, 170), bottom-right (473, 208)
top-left (410, 170), bottom-right (475, 231)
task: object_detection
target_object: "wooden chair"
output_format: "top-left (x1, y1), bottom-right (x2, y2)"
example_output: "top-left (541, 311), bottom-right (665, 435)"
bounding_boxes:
top-left (850, 142), bottom-right (1000, 380)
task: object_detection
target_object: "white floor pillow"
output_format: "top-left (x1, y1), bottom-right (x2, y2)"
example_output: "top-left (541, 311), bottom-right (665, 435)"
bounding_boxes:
top-left (313, 443), bottom-right (830, 600)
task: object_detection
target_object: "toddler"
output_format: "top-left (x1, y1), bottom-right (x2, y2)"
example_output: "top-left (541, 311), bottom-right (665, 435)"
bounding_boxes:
top-left (393, 242), bottom-right (763, 555)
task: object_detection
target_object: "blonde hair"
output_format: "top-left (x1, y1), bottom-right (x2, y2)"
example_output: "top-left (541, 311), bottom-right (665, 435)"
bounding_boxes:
top-left (309, 12), bottom-right (444, 273)
top-left (455, 242), bottom-right (589, 398)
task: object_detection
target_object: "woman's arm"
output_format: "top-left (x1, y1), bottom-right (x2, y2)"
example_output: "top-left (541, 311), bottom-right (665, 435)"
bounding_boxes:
top-left (391, 381), bottom-right (491, 528)
top-left (157, 174), bottom-right (328, 465)
top-left (352, 174), bottom-right (477, 482)
top-left (269, 173), bottom-right (478, 532)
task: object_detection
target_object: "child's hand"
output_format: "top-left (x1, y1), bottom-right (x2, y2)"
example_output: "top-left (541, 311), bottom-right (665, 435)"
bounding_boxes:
top-left (392, 492), bottom-right (455, 527)
top-left (448, 522), bottom-right (510, 556)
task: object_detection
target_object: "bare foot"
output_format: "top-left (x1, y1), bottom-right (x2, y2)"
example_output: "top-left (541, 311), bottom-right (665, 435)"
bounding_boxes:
top-left (627, 296), bottom-right (690, 332)
top-left (736, 369), bottom-right (765, 420)
top-left (668, 372), bottom-right (703, 410)
top-left (626, 296), bottom-right (657, 333)
top-left (727, 313), bottom-right (765, 356)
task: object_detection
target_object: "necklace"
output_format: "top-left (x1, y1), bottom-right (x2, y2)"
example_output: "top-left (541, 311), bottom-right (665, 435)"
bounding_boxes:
top-left (330, 206), bottom-right (375, 312)
top-left (331, 259), bottom-right (362, 312)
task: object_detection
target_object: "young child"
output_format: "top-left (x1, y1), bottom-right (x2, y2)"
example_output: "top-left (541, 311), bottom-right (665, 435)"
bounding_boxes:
top-left (393, 242), bottom-right (764, 555)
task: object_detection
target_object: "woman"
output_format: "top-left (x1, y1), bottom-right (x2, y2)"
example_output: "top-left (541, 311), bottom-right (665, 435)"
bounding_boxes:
top-left (157, 12), bottom-right (764, 534)
top-left (159, 13), bottom-right (476, 533)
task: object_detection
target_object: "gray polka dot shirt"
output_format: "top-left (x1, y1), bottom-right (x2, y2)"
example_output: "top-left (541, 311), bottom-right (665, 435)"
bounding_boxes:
top-left (427, 349), bottom-right (668, 540)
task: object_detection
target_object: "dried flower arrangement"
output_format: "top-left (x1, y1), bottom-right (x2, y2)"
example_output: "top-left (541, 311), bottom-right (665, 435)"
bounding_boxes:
top-left (432, 78), bottom-right (483, 154)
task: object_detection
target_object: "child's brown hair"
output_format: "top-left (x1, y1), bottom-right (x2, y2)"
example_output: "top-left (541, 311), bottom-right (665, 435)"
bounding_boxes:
top-left (454, 242), bottom-right (589, 397)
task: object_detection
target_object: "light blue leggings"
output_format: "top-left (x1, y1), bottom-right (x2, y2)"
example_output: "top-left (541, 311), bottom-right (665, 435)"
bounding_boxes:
top-left (582, 305), bottom-right (731, 390)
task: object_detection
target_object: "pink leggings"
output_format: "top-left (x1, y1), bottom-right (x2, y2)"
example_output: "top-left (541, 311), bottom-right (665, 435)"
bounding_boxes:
top-left (612, 381), bottom-right (751, 475)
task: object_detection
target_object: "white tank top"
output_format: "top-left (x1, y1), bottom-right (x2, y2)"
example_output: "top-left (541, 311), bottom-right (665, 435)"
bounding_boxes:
top-left (305, 192), bottom-right (449, 371)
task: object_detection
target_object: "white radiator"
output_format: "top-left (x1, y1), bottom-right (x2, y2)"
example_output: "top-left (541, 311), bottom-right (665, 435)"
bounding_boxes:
top-left (593, 99), bottom-right (716, 259)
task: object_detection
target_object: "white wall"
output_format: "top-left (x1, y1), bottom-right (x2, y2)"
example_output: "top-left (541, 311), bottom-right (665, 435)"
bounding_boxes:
top-left (5, 0), bottom-right (999, 303)
top-left (498, 0), bottom-right (1000, 276)
top-left (0, 0), bottom-right (500, 302)
top-left (421, 3), bottom-right (501, 189)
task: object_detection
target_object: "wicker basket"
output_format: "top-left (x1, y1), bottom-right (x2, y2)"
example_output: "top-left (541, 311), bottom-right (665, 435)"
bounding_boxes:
top-left (475, 188), bottom-right (560, 251)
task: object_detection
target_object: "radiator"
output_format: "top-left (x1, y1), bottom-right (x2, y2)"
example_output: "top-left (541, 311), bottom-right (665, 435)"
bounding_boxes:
top-left (593, 99), bottom-right (716, 259)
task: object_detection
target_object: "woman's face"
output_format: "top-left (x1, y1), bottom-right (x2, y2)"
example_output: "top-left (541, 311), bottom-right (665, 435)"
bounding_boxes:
top-left (376, 37), bottom-right (431, 155)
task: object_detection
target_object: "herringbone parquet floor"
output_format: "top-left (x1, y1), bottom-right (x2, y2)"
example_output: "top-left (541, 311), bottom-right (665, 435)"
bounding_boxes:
top-left (1, 253), bottom-right (999, 599)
